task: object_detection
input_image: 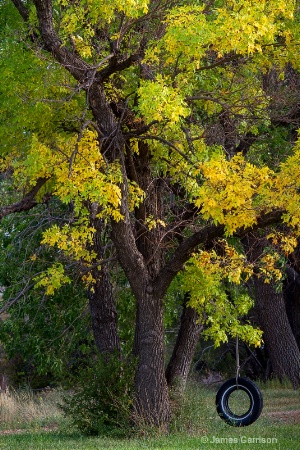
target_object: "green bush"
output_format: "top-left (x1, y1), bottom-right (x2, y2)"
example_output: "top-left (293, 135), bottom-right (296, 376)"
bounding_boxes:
top-left (60, 354), bottom-right (136, 436)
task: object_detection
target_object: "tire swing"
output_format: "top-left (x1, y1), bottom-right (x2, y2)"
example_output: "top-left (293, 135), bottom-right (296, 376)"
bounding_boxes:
top-left (216, 337), bottom-right (263, 427)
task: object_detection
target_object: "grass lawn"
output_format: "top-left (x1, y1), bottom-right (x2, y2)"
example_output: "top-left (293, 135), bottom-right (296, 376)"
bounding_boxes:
top-left (0, 381), bottom-right (299, 449)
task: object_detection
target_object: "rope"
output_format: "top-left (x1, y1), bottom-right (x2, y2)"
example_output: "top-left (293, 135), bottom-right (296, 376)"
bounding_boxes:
top-left (235, 335), bottom-right (240, 387)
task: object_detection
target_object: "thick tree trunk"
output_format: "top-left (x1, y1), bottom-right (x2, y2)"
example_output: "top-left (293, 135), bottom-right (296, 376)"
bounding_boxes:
top-left (133, 288), bottom-right (170, 428)
top-left (253, 277), bottom-right (300, 388)
top-left (111, 146), bottom-right (171, 428)
top-left (88, 267), bottom-right (120, 355)
top-left (245, 235), bottom-right (300, 388)
top-left (285, 262), bottom-right (300, 348)
top-left (166, 298), bottom-right (203, 391)
top-left (88, 216), bottom-right (120, 355)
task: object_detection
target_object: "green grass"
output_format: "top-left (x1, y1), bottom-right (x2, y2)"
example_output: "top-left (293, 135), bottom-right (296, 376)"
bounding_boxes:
top-left (0, 380), bottom-right (299, 449)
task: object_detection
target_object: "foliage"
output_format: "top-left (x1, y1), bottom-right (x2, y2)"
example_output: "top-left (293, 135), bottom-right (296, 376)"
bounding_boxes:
top-left (60, 354), bottom-right (136, 436)
top-left (0, 206), bottom-right (93, 385)
top-left (179, 230), bottom-right (297, 347)
top-left (181, 242), bottom-right (262, 347)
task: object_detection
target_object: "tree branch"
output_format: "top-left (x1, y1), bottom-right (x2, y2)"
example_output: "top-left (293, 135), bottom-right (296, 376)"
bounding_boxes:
top-left (0, 282), bottom-right (35, 315)
top-left (197, 54), bottom-right (246, 71)
top-left (97, 53), bottom-right (143, 82)
top-left (32, 0), bottom-right (90, 82)
top-left (0, 178), bottom-right (48, 220)
top-left (155, 208), bottom-right (284, 297)
top-left (136, 135), bottom-right (195, 165)
top-left (11, 0), bottom-right (29, 21)
top-left (186, 95), bottom-right (228, 109)
top-left (31, 1), bottom-right (145, 86)
top-left (124, 120), bottom-right (159, 137)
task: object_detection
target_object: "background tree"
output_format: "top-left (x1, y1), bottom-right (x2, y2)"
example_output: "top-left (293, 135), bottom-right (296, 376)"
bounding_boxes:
top-left (243, 233), bottom-right (300, 388)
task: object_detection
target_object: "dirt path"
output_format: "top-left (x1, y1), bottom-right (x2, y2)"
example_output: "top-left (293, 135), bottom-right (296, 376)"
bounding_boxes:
top-left (266, 410), bottom-right (300, 424)
top-left (0, 424), bottom-right (58, 435)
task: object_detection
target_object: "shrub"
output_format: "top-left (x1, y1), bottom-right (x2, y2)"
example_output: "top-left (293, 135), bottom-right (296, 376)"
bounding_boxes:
top-left (60, 354), bottom-right (136, 436)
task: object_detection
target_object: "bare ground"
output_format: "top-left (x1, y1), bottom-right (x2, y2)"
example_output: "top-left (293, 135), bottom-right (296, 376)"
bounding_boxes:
top-left (266, 409), bottom-right (300, 424)
top-left (0, 424), bottom-right (59, 435)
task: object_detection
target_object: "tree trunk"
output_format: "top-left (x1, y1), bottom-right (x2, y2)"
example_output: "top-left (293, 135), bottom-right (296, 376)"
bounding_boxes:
top-left (253, 277), bottom-right (300, 388)
top-left (133, 287), bottom-right (170, 428)
top-left (166, 297), bottom-right (203, 391)
top-left (88, 267), bottom-right (120, 355)
top-left (285, 264), bottom-right (300, 348)
top-left (111, 185), bottom-right (171, 428)
top-left (88, 215), bottom-right (120, 355)
top-left (245, 235), bottom-right (300, 388)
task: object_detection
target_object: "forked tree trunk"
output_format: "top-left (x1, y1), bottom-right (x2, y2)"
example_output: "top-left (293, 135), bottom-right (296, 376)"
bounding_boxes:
top-left (166, 298), bottom-right (203, 391)
top-left (111, 207), bottom-right (171, 428)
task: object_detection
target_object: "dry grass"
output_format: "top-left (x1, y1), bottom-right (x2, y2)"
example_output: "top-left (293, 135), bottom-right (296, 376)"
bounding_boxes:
top-left (0, 388), bottom-right (63, 431)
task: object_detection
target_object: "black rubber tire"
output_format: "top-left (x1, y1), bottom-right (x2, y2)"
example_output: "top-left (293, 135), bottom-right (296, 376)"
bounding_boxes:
top-left (216, 377), bottom-right (263, 427)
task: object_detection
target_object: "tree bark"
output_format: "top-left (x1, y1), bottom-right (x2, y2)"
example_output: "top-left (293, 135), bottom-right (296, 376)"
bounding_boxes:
top-left (166, 297), bottom-right (203, 391)
top-left (285, 254), bottom-right (300, 347)
top-left (87, 215), bottom-right (120, 355)
top-left (285, 277), bottom-right (300, 348)
top-left (245, 235), bottom-right (300, 388)
top-left (88, 267), bottom-right (120, 355)
top-left (133, 288), bottom-right (170, 427)
top-left (254, 277), bottom-right (300, 388)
